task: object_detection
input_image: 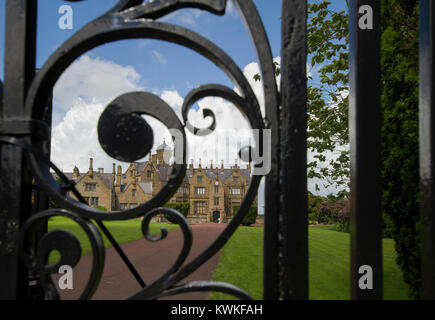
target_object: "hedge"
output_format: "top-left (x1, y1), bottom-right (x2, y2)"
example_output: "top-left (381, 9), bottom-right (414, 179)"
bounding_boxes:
top-left (233, 205), bottom-right (258, 226)
top-left (162, 202), bottom-right (190, 223)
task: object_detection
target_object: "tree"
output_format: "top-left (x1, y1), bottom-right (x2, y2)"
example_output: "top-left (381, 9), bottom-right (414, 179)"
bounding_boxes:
top-left (380, 0), bottom-right (420, 299)
top-left (256, 0), bottom-right (421, 298)
top-left (306, 1), bottom-right (349, 196)
top-left (256, 0), bottom-right (350, 196)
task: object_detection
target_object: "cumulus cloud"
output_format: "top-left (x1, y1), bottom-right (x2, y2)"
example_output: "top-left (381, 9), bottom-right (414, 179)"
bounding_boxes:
top-left (51, 55), bottom-right (145, 172)
top-left (53, 55), bottom-right (144, 113)
top-left (51, 53), bottom-right (344, 217)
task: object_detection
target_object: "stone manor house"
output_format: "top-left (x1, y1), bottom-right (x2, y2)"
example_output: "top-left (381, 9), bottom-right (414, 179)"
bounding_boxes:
top-left (57, 141), bottom-right (256, 223)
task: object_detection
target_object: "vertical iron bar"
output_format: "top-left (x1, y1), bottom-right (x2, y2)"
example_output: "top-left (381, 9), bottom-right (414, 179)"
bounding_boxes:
top-left (279, 0), bottom-right (308, 299)
top-left (419, 0), bottom-right (435, 299)
top-left (349, 0), bottom-right (382, 299)
top-left (263, 145), bottom-right (280, 298)
top-left (29, 82), bottom-right (52, 299)
top-left (0, 0), bottom-right (37, 299)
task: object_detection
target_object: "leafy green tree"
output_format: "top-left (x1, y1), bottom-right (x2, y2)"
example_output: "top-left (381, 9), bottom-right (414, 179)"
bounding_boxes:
top-left (306, 1), bottom-right (349, 196)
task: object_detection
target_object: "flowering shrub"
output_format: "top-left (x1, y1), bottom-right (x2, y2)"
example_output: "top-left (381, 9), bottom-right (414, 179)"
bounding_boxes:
top-left (318, 198), bottom-right (350, 232)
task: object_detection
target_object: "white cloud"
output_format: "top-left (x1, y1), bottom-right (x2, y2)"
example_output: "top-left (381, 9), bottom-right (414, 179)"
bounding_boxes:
top-left (161, 8), bottom-right (204, 27)
top-left (160, 90), bottom-right (183, 116)
top-left (239, 56), bottom-right (281, 118)
top-left (226, 0), bottom-right (239, 18)
top-left (151, 50), bottom-right (168, 65)
top-left (53, 55), bottom-right (144, 113)
top-left (51, 55), bottom-right (145, 172)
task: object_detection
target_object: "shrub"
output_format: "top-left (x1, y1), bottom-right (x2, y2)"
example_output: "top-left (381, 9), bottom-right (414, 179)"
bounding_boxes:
top-left (233, 205), bottom-right (258, 226)
top-left (92, 205), bottom-right (107, 211)
top-left (162, 202), bottom-right (190, 223)
top-left (308, 192), bottom-right (329, 224)
top-left (318, 198), bottom-right (350, 233)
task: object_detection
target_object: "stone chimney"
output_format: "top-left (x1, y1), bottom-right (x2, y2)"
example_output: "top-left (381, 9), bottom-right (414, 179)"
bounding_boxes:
top-left (220, 160), bottom-right (225, 173)
top-left (210, 160), bottom-right (213, 169)
top-left (112, 163), bottom-right (116, 184)
top-left (89, 158), bottom-right (94, 177)
top-left (116, 165), bottom-right (122, 186)
top-left (189, 160), bottom-right (194, 176)
top-left (73, 166), bottom-right (79, 179)
top-left (98, 168), bottom-right (104, 174)
top-left (198, 158), bottom-right (202, 170)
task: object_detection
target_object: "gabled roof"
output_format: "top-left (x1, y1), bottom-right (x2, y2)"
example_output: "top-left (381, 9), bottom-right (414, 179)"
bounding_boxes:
top-left (98, 173), bottom-right (115, 188)
top-left (52, 171), bottom-right (114, 189)
top-left (133, 162), bottom-right (147, 174)
top-left (138, 182), bottom-right (153, 194)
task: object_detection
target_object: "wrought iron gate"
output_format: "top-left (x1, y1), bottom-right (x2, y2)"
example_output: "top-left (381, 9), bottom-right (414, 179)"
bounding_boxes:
top-left (0, 0), bottom-right (434, 300)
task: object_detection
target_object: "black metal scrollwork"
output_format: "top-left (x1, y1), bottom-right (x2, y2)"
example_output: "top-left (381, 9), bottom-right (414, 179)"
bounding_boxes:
top-left (18, 0), bottom-right (278, 299)
top-left (19, 209), bottom-right (105, 300)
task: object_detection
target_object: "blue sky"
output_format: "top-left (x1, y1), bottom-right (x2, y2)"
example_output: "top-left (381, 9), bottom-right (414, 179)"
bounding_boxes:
top-left (0, 1), bottom-right (348, 212)
top-left (0, 1), bottom-right (284, 87)
top-left (0, 1), bottom-right (347, 89)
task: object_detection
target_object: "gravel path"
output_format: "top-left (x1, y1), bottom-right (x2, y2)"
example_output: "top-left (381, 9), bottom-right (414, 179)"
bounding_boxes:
top-left (54, 223), bottom-right (227, 300)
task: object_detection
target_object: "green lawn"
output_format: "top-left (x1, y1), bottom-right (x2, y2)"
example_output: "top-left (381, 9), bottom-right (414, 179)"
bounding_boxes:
top-left (47, 219), bottom-right (411, 299)
top-left (210, 224), bottom-right (410, 300)
top-left (47, 217), bottom-right (178, 263)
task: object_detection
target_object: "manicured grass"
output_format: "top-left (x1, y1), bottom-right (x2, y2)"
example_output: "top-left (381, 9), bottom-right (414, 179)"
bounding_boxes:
top-left (210, 224), bottom-right (410, 300)
top-left (209, 226), bottom-right (264, 300)
top-left (47, 217), bottom-right (178, 263)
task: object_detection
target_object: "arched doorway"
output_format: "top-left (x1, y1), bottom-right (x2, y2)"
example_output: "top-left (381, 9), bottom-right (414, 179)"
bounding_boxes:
top-left (212, 211), bottom-right (220, 223)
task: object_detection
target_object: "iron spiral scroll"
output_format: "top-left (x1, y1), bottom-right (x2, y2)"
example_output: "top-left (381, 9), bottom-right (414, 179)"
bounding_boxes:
top-left (18, 0), bottom-right (279, 300)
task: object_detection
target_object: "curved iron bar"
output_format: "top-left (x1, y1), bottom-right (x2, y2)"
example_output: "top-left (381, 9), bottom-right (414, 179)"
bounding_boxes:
top-left (16, 0), bottom-right (278, 300)
top-left (0, 137), bottom-right (148, 290)
top-left (129, 0), bottom-right (277, 299)
top-left (119, 0), bottom-right (227, 20)
top-left (29, 91), bottom-right (187, 221)
top-left (0, 122), bottom-right (255, 300)
top-left (129, 174), bottom-right (262, 299)
top-left (149, 281), bottom-right (253, 300)
top-left (19, 209), bottom-right (105, 300)
top-left (136, 207), bottom-right (193, 294)
top-left (182, 84), bottom-right (264, 136)
top-left (25, 9), bottom-right (260, 223)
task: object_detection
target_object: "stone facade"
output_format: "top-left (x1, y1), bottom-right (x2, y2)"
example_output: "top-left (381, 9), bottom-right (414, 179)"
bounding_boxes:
top-left (57, 141), bottom-right (257, 223)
